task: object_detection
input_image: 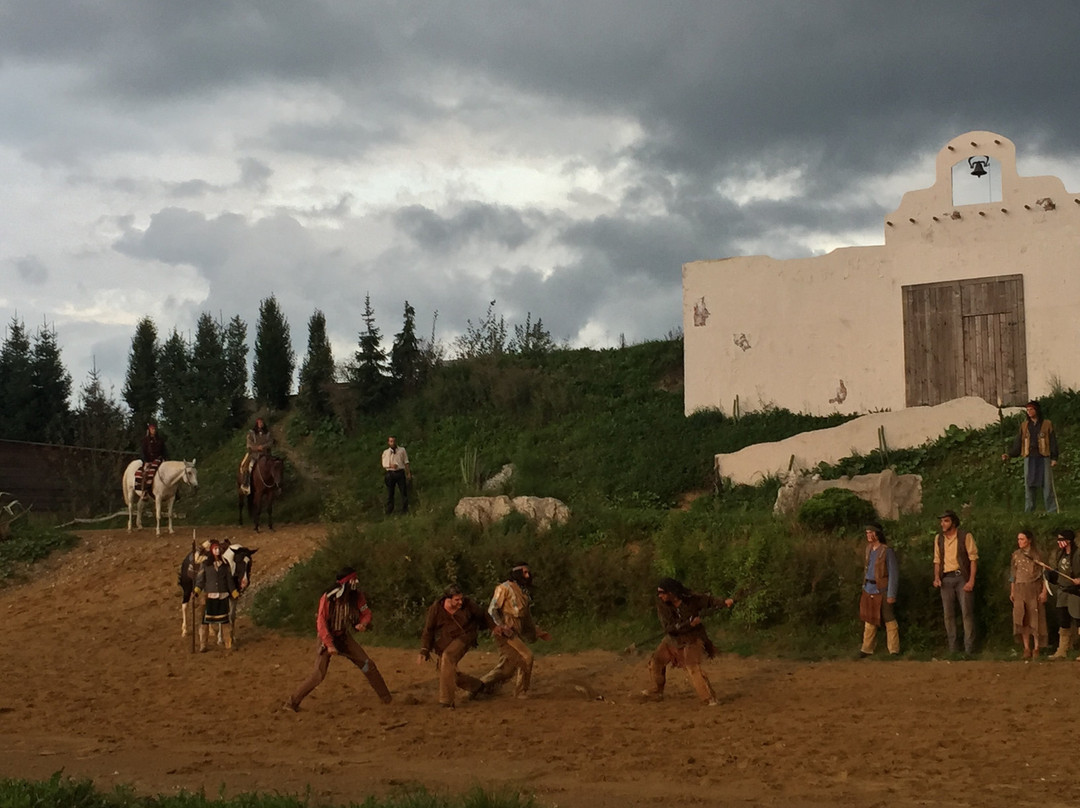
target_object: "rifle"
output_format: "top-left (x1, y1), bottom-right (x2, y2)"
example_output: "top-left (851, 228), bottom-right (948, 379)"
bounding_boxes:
top-left (621, 586), bottom-right (753, 655)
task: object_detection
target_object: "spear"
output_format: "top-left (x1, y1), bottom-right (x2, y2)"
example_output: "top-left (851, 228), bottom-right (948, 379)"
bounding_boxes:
top-left (190, 529), bottom-right (197, 654)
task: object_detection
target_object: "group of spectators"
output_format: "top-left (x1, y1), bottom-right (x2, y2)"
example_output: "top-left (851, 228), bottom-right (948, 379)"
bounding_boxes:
top-left (859, 398), bottom-right (1075, 660)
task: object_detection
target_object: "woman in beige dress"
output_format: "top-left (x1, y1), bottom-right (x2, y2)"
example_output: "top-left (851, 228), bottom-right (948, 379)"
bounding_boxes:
top-left (1009, 529), bottom-right (1048, 659)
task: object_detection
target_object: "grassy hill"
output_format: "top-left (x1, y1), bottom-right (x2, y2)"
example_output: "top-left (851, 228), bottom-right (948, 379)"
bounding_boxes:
top-left (21, 337), bottom-right (1080, 658)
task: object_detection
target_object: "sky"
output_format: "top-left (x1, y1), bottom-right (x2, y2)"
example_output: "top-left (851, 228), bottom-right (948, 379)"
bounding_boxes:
top-left (4, 1), bottom-right (1080, 404)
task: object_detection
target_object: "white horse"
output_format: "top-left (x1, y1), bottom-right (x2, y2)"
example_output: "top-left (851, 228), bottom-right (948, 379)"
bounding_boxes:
top-left (122, 459), bottom-right (199, 535)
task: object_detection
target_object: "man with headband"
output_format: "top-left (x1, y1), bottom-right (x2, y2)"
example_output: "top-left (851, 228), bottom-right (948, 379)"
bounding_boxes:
top-left (642, 578), bottom-right (733, 706)
top-left (284, 567), bottom-right (392, 710)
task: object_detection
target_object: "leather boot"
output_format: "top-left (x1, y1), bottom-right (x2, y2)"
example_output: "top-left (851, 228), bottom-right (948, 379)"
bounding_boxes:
top-left (197, 625), bottom-right (208, 653)
top-left (885, 621), bottom-right (900, 655)
top-left (224, 624), bottom-right (234, 650)
top-left (1051, 628), bottom-right (1072, 659)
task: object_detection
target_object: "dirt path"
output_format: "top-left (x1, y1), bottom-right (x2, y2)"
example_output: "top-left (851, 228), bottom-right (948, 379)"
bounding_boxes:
top-left (0, 524), bottom-right (1077, 808)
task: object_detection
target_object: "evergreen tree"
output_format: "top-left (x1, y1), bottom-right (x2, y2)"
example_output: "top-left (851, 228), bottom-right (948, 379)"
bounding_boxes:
top-left (389, 300), bottom-right (424, 394)
top-left (29, 323), bottom-right (72, 443)
top-left (298, 309), bottom-right (336, 421)
top-left (189, 313), bottom-right (231, 450)
top-left (123, 317), bottom-right (160, 430)
top-left (72, 364), bottom-right (127, 451)
top-left (71, 364), bottom-right (129, 513)
top-left (0, 317), bottom-right (35, 441)
top-left (223, 315), bottom-right (249, 428)
top-left (157, 329), bottom-right (192, 454)
top-left (253, 295), bottom-right (295, 411)
top-left (348, 293), bottom-right (389, 413)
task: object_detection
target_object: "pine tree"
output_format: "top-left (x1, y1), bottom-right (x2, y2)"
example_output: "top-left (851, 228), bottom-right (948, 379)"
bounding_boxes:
top-left (72, 364), bottom-right (127, 451)
top-left (72, 363), bottom-right (129, 513)
top-left (0, 317), bottom-right (35, 440)
top-left (223, 315), bottom-right (249, 428)
top-left (298, 309), bottom-right (336, 421)
top-left (390, 300), bottom-right (424, 394)
top-left (123, 317), bottom-right (160, 430)
top-left (253, 295), bottom-right (295, 411)
top-left (157, 329), bottom-right (192, 454)
top-left (189, 313), bottom-right (231, 450)
top-left (29, 323), bottom-right (72, 443)
top-left (349, 293), bottom-right (389, 413)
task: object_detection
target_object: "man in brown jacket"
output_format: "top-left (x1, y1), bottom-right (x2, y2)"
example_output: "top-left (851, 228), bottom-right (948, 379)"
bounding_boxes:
top-left (416, 585), bottom-right (500, 708)
top-left (643, 578), bottom-right (733, 706)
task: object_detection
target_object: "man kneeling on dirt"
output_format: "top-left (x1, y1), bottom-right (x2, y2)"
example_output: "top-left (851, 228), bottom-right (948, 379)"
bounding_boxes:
top-left (416, 584), bottom-right (503, 708)
top-left (643, 578), bottom-right (733, 706)
top-left (284, 567), bottom-right (392, 711)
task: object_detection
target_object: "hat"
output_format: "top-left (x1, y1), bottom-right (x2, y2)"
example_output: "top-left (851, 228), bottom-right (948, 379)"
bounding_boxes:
top-left (1057, 529), bottom-right (1076, 544)
top-left (335, 566), bottom-right (358, 583)
top-left (865, 523), bottom-right (885, 540)
top-left (657, 577), bottom-right (689, 598)
top-left (937, 510), bottom-right (960, 527)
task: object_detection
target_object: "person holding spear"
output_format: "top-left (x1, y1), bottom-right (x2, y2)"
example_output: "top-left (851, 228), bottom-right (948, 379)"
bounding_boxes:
top-left (1001, 399), bottom-right (1059, 513)
top-left (1045, 529), bottom-right (1080, 660)
top-left (640, 578), bottom-right (733, 707)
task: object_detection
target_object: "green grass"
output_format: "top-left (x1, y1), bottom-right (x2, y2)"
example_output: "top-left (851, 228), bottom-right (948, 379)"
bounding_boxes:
top-left (16, 337), bottom-right (1080, 660)
top-left (0, 774), bottom-right (542, 808)
top-left (0, 517), bottom-right (79, 585)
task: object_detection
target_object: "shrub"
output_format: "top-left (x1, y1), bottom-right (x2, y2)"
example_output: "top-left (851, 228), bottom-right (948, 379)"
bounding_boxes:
top-left (797, 488), bottom-right (878, 533)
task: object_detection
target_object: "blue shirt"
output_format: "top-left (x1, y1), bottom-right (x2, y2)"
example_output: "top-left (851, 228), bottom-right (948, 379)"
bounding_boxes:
top-left (863, 545), bottom-right (899, 601)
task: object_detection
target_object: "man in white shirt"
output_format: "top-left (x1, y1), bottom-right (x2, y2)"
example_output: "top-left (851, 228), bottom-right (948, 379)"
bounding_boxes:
top-left (381, 435), bottom-right (411, 514)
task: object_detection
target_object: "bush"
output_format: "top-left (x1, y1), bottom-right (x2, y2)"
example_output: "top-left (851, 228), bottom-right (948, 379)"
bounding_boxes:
top-left (797, 488), bottom-right (878, 533)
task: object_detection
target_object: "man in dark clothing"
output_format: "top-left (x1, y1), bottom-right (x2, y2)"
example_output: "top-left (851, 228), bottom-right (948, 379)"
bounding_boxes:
top-left (138, 422), bottom-right (166, 497)
top-left (642, 578), bottom-right (733, 706)
top-left (241, 417), bottom-right (274, 494)
top-left (1002, 399), bottom-right (1059, 513)
top-left (284, 567), bottom-right (392, 711)
top-left (416, 585), bottom-right (500, 708)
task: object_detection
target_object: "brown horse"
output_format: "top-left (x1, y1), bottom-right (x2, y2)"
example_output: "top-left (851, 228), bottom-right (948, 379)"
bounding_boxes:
top-left (237, 454), bottom-right (284, 532)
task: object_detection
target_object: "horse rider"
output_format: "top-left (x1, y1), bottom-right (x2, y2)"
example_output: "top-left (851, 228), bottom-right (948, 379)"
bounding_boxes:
top-left (241, 417), bottom-right (273, 494)
top-left (139, 421), bottom-right (167, 498)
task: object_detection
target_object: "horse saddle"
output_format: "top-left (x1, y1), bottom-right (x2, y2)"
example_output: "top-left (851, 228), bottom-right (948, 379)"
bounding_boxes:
top-left (136, 461), bottom-right (162, 496)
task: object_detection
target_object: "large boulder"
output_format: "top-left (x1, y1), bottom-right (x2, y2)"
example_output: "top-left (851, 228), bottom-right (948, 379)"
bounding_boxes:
top-left (774, 468), bottom-right (922, 521)
top-left (454, 495), bottom-right (570, 532)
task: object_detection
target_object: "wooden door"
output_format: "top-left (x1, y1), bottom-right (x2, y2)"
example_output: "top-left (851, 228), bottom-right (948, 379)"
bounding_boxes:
top-left (902, 275), bottom-right (1027, 407)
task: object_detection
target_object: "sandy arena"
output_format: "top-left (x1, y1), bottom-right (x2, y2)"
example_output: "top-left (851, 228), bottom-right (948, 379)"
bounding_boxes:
top-left (0, 525), bottom-right (1077, 808)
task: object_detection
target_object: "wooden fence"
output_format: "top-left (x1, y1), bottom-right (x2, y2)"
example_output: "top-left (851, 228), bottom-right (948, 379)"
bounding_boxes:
top-left (0, 439), bottom-right (132, 516)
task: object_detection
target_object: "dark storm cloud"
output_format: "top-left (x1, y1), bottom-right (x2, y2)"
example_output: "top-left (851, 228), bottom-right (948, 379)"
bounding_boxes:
top-left (393, 203), bottom-right (540, 252)
top-left (7, 2), bottom-right (1080, 389)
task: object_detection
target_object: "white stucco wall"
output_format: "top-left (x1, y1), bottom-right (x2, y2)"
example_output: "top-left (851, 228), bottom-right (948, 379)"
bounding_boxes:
top-left (683, 132), bottom-right (1080, 416)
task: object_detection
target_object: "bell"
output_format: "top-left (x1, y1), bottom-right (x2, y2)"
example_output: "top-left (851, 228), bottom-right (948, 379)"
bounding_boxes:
top-left (969, 159), bottom-right (988, 178)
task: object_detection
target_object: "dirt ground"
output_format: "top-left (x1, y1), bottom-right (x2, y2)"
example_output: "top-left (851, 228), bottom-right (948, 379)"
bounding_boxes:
top-left (1, 524), bottom-right (1078, 808)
